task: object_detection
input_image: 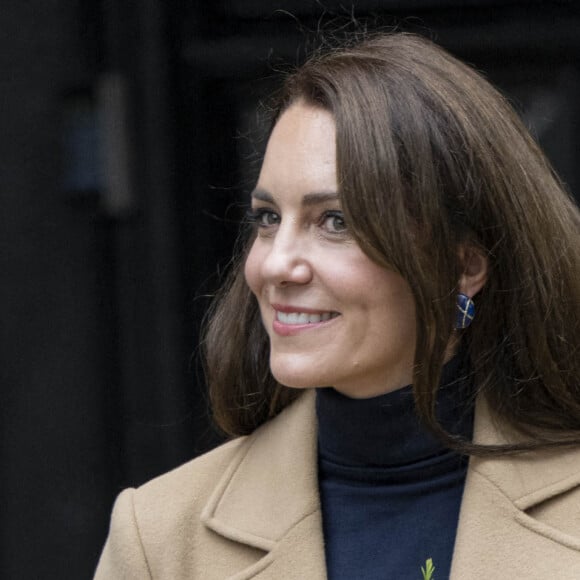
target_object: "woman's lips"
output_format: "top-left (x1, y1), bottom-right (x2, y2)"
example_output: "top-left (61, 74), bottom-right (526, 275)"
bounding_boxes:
top-left (276, 311), bottom-right (337, 324)
top-left (271, 306), bottom-right (340, 336)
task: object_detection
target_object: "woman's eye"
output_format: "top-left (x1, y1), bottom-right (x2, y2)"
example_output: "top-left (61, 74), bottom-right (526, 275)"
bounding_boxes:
top-left (247, 208), bottom-right (280, 227)
top-left (321, 211), bottom-right (347, 234)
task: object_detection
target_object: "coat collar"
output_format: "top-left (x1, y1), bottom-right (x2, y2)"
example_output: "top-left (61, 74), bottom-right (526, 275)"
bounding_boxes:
top-left (451, 398), bottom-right (580, 579)
top-left (467, 396), bottom-right (580, 510)
top-left (201, 389), bottom-right (322, 551)
top-left (201, 389), bottom-right (580, 578)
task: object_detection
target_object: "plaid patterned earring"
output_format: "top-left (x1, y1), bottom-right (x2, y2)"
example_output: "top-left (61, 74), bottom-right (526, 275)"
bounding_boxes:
top-left (455, 293), bottom-right (475, 329)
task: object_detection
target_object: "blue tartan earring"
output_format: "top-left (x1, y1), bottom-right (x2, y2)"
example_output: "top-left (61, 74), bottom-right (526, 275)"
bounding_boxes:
top-left (455, 293), bottom-right (475, 329)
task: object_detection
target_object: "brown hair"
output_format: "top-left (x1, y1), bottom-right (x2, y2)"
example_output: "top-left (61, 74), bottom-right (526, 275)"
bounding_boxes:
top-left (204, 33), bottom-right (580, 454)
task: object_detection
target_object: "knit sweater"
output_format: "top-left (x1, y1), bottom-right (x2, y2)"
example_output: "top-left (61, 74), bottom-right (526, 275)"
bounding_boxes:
top-left (316, 354), bottom-right (473, 579)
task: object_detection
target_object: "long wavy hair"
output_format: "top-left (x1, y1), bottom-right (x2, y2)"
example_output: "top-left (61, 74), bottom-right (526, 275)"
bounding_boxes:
top-left (203, 33), bottom-right (580, 455)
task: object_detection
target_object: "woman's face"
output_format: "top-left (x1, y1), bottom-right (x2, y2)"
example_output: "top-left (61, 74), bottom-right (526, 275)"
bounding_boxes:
top-left (244, 102), bottom-right (417, 398)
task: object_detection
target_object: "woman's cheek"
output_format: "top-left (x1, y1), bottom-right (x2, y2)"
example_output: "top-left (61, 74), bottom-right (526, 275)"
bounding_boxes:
top-left (244, 242), bottom-right (262, 296)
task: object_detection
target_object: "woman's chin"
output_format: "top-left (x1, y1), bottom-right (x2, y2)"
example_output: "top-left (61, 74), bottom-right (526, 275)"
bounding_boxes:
top-left (270, 365), bottom-right (325, 390)
top-left (273, 374), bottom-right (320, 390)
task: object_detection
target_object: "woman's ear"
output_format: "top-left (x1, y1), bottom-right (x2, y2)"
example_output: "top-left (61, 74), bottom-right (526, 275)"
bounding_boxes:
top-left (458, 245), bottom-right (488, 298)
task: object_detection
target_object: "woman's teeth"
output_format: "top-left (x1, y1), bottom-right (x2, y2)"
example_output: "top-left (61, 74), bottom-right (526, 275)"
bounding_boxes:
top-left (276, 311), bottom-right (337, 325)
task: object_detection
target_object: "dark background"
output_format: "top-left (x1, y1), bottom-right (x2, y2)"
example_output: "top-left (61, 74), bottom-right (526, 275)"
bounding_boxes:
top-left (1, 1), bottom-right (578, 578)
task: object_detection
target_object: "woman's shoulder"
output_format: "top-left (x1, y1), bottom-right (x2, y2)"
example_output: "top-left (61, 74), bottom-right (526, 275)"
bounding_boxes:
top-left (96, 435), bottom-right (262, 579)
top-left (130, 434), bottom-right (250, 527)
top-left (96, 391), bottom-right (319, 579)
top-left (132, 389), bottom-right (316, 519)
top-left (141, 435), bottom-right (246, 493)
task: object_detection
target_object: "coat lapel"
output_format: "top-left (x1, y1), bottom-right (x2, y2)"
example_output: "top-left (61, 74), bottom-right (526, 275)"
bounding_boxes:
top-left (201, 390), bottom-right (327, 579)
top-left (451, 398), bottom-right (580, 579)
top-left (200, 389), bottom-right (580, 579)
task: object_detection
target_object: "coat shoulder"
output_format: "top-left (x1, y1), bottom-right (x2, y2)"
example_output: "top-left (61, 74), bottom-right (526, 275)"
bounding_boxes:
top-left (133, 435), bottom-right (249, 526)
top-left (95, 436), bottom-right (261, 579)
top-left (95, 393), bottom-right (317, 579)
top-left (135, 390), bottom-right (316, 515)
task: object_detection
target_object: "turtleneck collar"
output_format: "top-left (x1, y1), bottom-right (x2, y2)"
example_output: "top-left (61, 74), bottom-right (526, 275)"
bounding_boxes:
top-left (316, 350), bottom-right (474, 467)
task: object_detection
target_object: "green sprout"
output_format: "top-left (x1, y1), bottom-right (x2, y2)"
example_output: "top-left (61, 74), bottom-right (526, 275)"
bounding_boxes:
top-left (421, 558), bottom-right (435, 580)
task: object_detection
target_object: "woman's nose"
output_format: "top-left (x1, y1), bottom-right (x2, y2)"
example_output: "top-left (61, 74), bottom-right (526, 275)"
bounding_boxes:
top-left (260, 227), bottom-right (312, 287)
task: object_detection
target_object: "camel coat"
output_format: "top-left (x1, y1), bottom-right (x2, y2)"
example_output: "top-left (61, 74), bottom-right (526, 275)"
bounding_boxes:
top-left (95, 390), bottom-right (580, 579)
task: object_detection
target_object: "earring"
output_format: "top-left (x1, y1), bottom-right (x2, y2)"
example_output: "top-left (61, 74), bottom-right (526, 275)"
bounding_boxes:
top-left (455, 293), bottom-right (475, 329)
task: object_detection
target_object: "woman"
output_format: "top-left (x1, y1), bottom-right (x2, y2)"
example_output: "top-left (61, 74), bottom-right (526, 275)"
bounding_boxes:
top-left (95, 33), bottom-right (580, 579)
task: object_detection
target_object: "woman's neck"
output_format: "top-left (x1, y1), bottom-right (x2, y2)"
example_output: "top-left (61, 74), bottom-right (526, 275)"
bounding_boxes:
top-left (316, 351), bottom-right (473, 467)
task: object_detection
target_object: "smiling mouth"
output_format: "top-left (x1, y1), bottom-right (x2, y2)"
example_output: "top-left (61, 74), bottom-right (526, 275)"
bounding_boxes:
top-left (275, 311), bottom-right (340, 325)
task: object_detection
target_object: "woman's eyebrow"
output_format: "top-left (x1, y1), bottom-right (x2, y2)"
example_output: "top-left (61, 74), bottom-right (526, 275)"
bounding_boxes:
top-left (302, 192), bottom-right (339, 206)
top-left (250, 188), bottom-right (339, 206)
top-left (250, 188), bottom-right (274, 203)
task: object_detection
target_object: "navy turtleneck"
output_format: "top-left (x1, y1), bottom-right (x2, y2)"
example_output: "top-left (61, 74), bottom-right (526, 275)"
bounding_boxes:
top-left (316, 352), bottom-right (474, 580)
